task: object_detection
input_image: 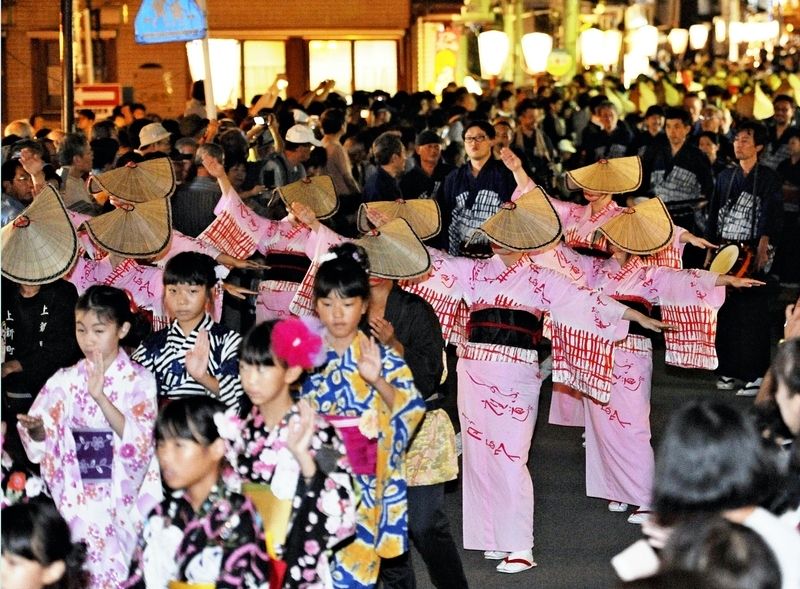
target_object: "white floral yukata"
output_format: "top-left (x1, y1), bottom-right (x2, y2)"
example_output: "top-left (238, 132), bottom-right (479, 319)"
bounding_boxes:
top-left (18, 350), bottom-right (162, 589)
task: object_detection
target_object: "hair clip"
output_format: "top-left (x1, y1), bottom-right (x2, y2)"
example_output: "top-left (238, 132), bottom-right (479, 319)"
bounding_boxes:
top-left (319, 251), bottom-right (338, 264)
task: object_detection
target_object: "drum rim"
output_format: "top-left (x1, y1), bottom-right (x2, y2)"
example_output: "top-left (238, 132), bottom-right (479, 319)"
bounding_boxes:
top-left (710, 243), bottom-right (740, 274)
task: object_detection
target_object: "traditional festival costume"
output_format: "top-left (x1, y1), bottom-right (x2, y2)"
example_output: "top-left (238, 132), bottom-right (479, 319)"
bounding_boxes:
top-left (405, 189), bottom-right (631, 560)
top-left (19, 350), bottom-right (162, 589)
top-left (123, 484), bottom-right (270, 588)
top-left (229, 404), bottom-right (357, 588)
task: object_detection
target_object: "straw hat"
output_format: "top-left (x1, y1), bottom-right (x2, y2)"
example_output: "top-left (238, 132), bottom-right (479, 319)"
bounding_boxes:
top-left (565, 156), bottom-right (642, 193)
top-left (354, 218), bottom-right (431, 280)
top-left (277, 175), bottom-right (338, 219)
top-left (83, 198), bottom-right (172, 258)
top-left (468, 186), bottom-right (562, 253)
top-left (709, 244), bottom-right (740, 275)
top-left (356, 199), bottom-right (441, 240)
top-left (1, 185), bottom-right (79, 285)
top-left (138, 122), bottom-right (171, 148)
top-left (598, 197), bottom-right (674, 255)
top-left (88, 158), bottom-right (176, 203)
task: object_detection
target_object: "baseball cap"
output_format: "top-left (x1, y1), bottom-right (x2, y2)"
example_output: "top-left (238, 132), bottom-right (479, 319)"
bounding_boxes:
top-left (285, 124), bottom-right (322, 146)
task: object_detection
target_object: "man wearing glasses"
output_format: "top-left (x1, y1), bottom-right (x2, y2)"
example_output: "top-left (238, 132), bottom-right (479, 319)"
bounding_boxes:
top-left (439, 120), bottom-right (532, 258)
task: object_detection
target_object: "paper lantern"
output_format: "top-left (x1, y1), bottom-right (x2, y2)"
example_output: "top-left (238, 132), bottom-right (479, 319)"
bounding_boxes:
top-left (668, 28), bottom-right (689, 55)
top-left (689, 24), bottom-right (709, 49)
top-left (521, 33), bottom-right (553, 74)
top-left (478, 31), bottom-right (510, 78)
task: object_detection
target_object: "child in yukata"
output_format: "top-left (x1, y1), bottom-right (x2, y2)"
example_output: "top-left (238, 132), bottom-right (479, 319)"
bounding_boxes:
top-left (123, 396), bottom-right (270, 588)
top-left (132, 251), bottom-right (244, 410)
top-left (232, 318), bottom-right (357, 588)
top-left (17, 285), bottom-right (162, 589)
top-left (302, 242), bottom-right (425, 589)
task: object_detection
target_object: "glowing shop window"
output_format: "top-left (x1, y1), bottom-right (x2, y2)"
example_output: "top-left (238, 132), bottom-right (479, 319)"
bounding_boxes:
top-left (308, 40), bottom-right (353, 94)
top-left (243, 41), bottom-right (287, 104)
top-left (186, 39), bottom-right (241, 108)
top-left (354, 41), bottom-right (397, 94)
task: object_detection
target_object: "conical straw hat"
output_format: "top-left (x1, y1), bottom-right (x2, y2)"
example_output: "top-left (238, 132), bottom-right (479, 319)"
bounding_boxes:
top-left (356, 199), bottom-right (441, 240)
top-left (1, 185), bottom-right (79, 285)
top-left (598, 197), bottom-right (674, 255)
top-left (277, 175), bottom-right (338, 219)
top-left (565, 156), bottom-right (642, 193)
top-left (83, 198), bottom-right (172, 258)
top-left (469, 186), bottom-right (562, 253)
top-left (88, 157), bottom-right (176, 203)
top-left (354, 218), bottom-right (431, 280)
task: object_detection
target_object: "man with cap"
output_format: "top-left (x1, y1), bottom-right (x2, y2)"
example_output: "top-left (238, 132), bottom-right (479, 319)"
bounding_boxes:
top-left (137, 122), bottom-right (172, 156)
top-left (400, 130), bottom-right (454, 202)
top-left (259, 124), bottom-right (320, 189)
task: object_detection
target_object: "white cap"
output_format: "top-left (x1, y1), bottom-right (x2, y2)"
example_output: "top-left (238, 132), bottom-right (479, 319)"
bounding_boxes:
top-left (285, 124), bottom-right (321, 146)
top-left (557, 139), bottom-right (576, 154)
top-left (292, 109), bottom-right (310, 124)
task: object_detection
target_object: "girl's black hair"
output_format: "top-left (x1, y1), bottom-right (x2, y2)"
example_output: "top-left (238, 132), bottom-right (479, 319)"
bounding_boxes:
top-left (155, 395), bottom-right (226, 445)
top-left (1, 499), bottom-right (89, 589)
top-left (772, 338), bottom-right (800, 396)
top-left (240, 320), bottom-right (279, 367)
top-left (313, 242), bottom-right (370, 301)
top-left (163, 251), bottom-right (217, 289)
top-left (653, 401), bottom-right (781, 524)
top-left (75, 285), bottom-right (151, 348)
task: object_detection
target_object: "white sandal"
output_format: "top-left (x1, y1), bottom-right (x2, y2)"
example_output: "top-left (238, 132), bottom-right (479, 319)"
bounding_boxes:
top-left (496, 550), bottom-right (536, 573)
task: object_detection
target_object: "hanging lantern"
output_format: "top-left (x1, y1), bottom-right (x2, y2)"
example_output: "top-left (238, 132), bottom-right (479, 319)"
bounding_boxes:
top-left (477, 30), bottom-right (510, 78)
top-left (668, 28), bottom-right (689, 55)
top-left (521, 32), bottom-right (553, 74)
top-left (630, 25), bottom-right (659, 59)
top-left (689, 24), bottom-right (709, 50)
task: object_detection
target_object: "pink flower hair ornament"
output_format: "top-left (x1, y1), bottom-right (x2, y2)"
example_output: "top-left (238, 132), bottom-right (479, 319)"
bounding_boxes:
top-left (272, 317), bottom-right (326, 369)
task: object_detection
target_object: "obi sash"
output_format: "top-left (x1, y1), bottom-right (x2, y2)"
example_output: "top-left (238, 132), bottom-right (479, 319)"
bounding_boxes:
top-left (263, 252), bottom-right (311, 283)
top-left (323, 415), bottom-right (377, 476)
top-left (72, 428), bottom-right (114, 482)
top-left (612, 296), bottom-right (655, 338)
top-left (467, 308), bottom-right (542, 350)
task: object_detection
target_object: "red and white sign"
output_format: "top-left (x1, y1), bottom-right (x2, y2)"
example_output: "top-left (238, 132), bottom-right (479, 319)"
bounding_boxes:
top-left (74, 84), bottom-right (122, 108)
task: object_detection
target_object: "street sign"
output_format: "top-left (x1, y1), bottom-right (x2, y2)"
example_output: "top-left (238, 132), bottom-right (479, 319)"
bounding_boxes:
top-left (134, 0), bottom-right (206, 44)
top-left (74, 84), bottom-right (122, 108)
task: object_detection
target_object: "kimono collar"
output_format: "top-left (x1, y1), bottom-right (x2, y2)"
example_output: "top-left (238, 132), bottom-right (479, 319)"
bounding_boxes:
top-left (587, 199), bottom-right (620, 223)
top-left (172, 482), bottom-right (228, 517)
top-left (168, 312), bottom-right (214, 338)
top-left (607, 254), bottom-right (645, 282)
top-left (77, 347), bottom-right (131, 376)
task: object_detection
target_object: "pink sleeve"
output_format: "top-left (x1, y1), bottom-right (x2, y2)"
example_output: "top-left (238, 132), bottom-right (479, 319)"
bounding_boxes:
top-left (510, 179), bottom-right (535, 202)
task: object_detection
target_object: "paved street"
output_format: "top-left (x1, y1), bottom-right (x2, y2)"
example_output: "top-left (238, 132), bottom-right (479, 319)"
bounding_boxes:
top-left (409, 290), bottom-right (792, 589)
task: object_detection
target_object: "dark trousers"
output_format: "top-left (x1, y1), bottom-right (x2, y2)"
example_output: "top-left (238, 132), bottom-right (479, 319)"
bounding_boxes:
top-left (378, 484), bottom-right (469, 589)
top-left (716, 282), bottom-right (772, 382)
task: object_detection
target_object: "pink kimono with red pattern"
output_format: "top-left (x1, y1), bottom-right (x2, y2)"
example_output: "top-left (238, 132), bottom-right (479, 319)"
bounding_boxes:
top-left (536, 245), bottom-right (725, 508)
top-left (412, 249), bottom-right (629, 552)
top-left (544, 198), bottom-right (687, 426)
top-left (198, 189), bottom-right (311, 321)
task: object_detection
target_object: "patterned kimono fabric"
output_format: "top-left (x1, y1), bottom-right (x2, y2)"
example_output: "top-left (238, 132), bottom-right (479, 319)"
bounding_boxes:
top-left (538, 246), bottom-right (725, 508)
top-left (197, 188), bottom-right (311, 323)
top-left (233, 404), bottom-right (357, 588)
top-left (545, 198), bottom-right (687, 427)
top-left (301, 339), bottom-right (425, 589)
top-left (18, 350), bottom-right (162, 589)
top-left (123, 484), bottom-right (270, 588)
top-left (414, 250), bottom-right (627, 552)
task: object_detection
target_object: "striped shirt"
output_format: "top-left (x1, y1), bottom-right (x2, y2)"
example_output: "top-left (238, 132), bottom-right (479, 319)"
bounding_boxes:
top-left (131, 313), bottom-right (243, 409)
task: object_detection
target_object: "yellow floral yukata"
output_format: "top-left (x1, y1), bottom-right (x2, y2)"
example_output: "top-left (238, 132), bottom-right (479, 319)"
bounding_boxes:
top-left (301, 335), bottom-right (425, 589)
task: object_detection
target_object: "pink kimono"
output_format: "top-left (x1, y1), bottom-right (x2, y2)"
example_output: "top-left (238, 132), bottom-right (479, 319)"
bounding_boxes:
top-left (537, 245), bottom-right (725, 508)
top-left (411, 249), bottom-right (629, 552)
top-left (545, 198), bottom-right (687, 426)
top-left (198, 189), bottom-right (311, 321)
top-left (18, 350), bottom-right (162, 589)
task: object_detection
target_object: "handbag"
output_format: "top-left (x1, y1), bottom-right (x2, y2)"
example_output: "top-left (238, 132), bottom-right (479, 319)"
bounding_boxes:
top-left (405, 409), bottom-right (459, 486)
